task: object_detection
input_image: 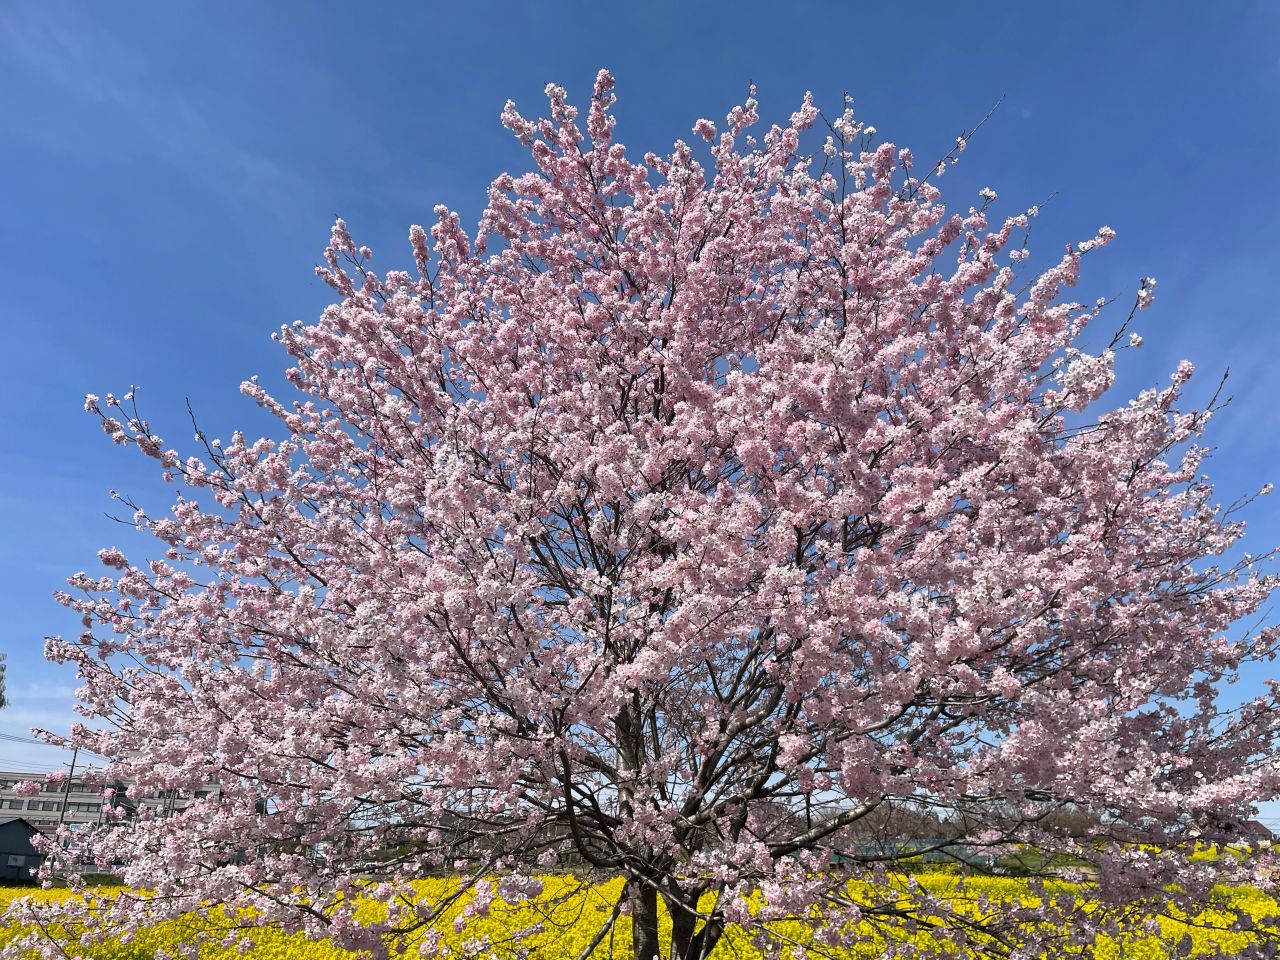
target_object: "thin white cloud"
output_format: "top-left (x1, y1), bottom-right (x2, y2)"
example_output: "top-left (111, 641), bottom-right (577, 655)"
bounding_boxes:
top-left (0, 7), bottom-right (305, 213)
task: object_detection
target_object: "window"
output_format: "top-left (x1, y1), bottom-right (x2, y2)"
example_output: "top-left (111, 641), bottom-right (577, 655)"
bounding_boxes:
top-left (29, 800), bottom-right (60, 812)
top-left (42, 783), bottom-right (61, 793)
top-left (5, 799), bottom-right (21, 809)
top-left (6, 855), bottom-right (25, 867)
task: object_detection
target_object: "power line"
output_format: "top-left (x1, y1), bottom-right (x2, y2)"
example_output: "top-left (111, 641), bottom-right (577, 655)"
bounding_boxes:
top-left (0, 732), bottom-right (68, 745)
top-left (0, 732), bottom-right (106, 757)
top-left (0, 757), bottom-right (62, 773)
top-left (0, 733), bottom-right (57, 746)
top-left (0, 757), bottom-right (60, 773)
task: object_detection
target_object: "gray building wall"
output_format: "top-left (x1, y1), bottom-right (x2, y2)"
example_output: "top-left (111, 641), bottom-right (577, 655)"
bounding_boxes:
top-left (0, 771), bottom-right (221, 831)
top-left (0, 818), bottom-right (42, 881)
top-left (0, 773), bottom-right (110, 829)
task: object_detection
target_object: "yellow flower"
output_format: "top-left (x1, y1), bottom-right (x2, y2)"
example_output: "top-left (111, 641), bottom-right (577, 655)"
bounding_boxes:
top-left (0, 874), bottom-right (1275, 958)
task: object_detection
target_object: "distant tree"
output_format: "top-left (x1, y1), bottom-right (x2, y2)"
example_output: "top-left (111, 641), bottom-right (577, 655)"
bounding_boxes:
top-left (10, 72), bottom-right (1280, 959)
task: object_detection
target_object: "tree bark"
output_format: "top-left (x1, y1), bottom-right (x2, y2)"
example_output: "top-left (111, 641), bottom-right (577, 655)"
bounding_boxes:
top-left (669, 898), bottom-right (724, 960)
top-left (669, 899), bottom-right (695, 959)
top-left (631, 880), bottom-right (661, 960)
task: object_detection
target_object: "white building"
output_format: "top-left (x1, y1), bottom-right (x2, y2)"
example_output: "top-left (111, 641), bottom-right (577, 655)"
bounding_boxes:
top-left (0, 771), bottom-right (219, 832)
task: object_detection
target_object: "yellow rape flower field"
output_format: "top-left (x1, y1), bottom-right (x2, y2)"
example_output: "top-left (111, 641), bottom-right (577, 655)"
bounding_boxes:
top-left (0, 875), bottom-right (1276, 959)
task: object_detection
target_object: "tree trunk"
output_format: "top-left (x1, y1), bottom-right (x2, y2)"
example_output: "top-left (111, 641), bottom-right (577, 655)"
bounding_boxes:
top-left (631, 880), bottom-right (661, 960)
top-left (669, 899), bottom-right (696, 959)
top-left (668, 898), bottom-right (724, 960)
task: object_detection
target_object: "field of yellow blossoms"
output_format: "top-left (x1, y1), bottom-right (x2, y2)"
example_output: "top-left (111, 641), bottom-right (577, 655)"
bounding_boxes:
top-left (0, 874), bottom-right (1275, 959)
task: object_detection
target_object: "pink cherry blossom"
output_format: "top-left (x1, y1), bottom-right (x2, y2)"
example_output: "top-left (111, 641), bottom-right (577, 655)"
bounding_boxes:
top-left (8, 71), bottom-right (1279, 960)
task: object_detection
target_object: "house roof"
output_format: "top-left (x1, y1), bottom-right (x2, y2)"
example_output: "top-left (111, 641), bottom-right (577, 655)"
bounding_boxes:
top-left (0, 817), bottom-right (38, 831)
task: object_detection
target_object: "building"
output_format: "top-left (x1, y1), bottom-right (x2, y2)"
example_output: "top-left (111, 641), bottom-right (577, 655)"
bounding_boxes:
top-left (0, 817), bottom-right (42, 881)
top-left (1237, 820), bottom-right (1275, 847)
top-left (0, 771), bottom-right (220, 832)
top-left (137, 785), bottom-right (222, 817)
top-left (0, 773), bottom-right (114, 830)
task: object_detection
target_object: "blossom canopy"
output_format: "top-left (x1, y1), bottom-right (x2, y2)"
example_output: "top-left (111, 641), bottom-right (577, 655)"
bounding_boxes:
top-left (13, 71), bottom-right (1280, 960)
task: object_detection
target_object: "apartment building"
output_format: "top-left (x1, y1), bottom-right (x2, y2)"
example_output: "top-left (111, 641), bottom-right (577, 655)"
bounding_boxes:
top-left (0, 771), bottom-right (219, 831)
top-left (0, 773), bottom-right (112, 829)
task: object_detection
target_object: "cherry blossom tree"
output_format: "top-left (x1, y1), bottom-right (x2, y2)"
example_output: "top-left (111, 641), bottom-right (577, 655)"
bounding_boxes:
top-left (10, 72), bottom-right (1280, 959)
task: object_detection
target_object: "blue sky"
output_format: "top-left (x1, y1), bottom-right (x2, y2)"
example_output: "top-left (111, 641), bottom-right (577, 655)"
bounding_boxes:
top-left (1, 1), bottom-right (1278, 817)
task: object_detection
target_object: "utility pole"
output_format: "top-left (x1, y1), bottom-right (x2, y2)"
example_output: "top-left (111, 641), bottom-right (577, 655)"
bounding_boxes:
top-left (57, 745), bottom-right (79, 828)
